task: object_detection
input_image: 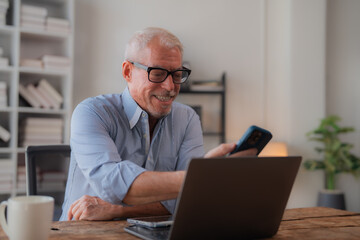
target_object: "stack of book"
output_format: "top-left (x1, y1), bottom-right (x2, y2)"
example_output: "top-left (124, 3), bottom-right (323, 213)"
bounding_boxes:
top-left (0, 124), bottom-right (10, 142)
top-left (40, 171), bottom-right (66, 191)
top-left (0, 81), bottom-right (7, 107)
top-left (17, 165), bottom-right (40, 192)
top-left (46, 17), bottom-right (70, 34)
top-left (0, 0), bottom-right (9, 26)
top-left (0, 159), bottom-right (13, 192)
top-left (0, 46), bottom-right (9, 67)
top-left (19, 117), bottom-right (63, 147)
top-left (20, 4), bottom-right (47, 31)
top-left (19, 78), bottom-right (63, 109)
top-left (20, 58), bottom-right (43, 69)
top-left (42, 55), bottom-right (70, 71)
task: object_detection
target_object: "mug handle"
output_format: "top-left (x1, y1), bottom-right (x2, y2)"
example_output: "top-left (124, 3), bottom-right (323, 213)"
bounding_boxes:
top-left (0, 201), bottom-right (9, 236)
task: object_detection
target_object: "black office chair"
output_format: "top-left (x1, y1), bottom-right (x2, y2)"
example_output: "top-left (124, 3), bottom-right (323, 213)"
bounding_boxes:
top-left (25, 144), bottom-right (71, 220)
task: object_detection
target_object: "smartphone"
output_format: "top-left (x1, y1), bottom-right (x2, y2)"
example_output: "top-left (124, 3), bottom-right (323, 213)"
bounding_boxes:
top-left (230, 125), bottom-right (272, 155)
top-left (127, 215), bottom-right (173, 228)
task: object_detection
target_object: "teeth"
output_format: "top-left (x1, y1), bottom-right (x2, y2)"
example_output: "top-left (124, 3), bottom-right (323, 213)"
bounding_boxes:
top-left (155, 95), bottom-right (172, 101)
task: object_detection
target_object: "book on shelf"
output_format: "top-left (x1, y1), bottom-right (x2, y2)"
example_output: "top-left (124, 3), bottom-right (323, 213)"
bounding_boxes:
top-left (0, 0), bottom-right (9, 26)
top-left (21, 134), bottom-right (62, 142)
top-left (0, 81), bottom-right (7, 107)
top-left (42, 55), bottom-right (71, 70)
top-left (27, 84), bottom-right (52, 109)
top-left (36, 83), bottom-right (61, 109)
top-left (23, 117), bottom-right (63, 127)
top-left (0, 182), bottom-right (12, 191)
top-left (21, 14), bottom-right (46, 25)
top-left (21, 4), bottom-right (47, 17)
top-left (0, 174), bottom-right (12, 182)
top-left (38, 79), bottom-right (63, 104)
top-left (46, 17), bottom-right (70, 27)
top-left (0, 0), bottom-right (9, 9)
top-left (21, 21), bottom-right (45, 31)
top-left (0, 159), bottom-right (13, 191)
top-left (42, 55), bottom-right (71, 65)
top-left (0, 159), bottom-right (13, 173)
top-left (19, 81), bottom-right (62, 109)
top-left (0, 57), bottom-right (9, 67)
top-left (20, 125), bottom-right (62, 135)
top-left (46, 17), bottom-right (70, 34)
top-left (20, 117), bottom-right (63, 147)
top-left (20, 58), bottom-right (43, 69)
top-left (20, 4), bottom-right (47, 30)
top-left (18, 84), bottom-right (41, 108)
top-left (46, 25), bottom-right (70, 34)
top-left (0, 124), bottom-right (10, 142)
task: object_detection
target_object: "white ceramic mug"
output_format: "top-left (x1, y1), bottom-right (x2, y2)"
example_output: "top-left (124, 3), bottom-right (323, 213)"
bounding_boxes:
top-left (0, 195), bottom-right (54, 240)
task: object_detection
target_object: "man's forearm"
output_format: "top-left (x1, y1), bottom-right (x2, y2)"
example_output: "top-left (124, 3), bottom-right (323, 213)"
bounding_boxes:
top-left (123, 171), bottom-right (185, 205)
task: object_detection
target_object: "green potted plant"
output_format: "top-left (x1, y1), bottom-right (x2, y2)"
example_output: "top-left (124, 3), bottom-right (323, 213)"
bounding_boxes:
top-left (304, 115), bottom-right (360, 210)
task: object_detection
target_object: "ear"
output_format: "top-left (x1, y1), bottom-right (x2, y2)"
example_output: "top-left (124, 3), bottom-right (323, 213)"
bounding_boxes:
top-left (122, 61), bottom-right (133, 83)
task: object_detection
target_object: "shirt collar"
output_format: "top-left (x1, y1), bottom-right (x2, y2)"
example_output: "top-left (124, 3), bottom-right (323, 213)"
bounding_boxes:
top-left (122, 87), bottom-right (143, 129)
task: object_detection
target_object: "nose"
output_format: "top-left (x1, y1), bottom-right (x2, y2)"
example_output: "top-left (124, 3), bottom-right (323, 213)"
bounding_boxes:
top-left (161, 74), bottom-right (175, 91)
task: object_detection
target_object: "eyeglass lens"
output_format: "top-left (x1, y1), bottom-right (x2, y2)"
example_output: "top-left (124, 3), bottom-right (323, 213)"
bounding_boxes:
top-left (149, 69), bottom-right (189, 83)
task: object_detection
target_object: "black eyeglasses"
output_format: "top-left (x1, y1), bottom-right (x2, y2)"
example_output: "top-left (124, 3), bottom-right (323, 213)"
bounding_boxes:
top-left (130, 62), bottom-right (191, 84)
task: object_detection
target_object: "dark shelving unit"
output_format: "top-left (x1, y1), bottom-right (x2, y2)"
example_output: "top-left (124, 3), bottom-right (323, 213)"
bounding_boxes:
top-left (180, 73), bottom-right (226, 143)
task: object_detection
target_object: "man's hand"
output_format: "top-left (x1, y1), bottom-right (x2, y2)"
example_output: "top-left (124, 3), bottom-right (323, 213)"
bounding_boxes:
top-left (205, 143), bottom-right (257, 158)
top-left (68, 195), bottom-right (121, 221)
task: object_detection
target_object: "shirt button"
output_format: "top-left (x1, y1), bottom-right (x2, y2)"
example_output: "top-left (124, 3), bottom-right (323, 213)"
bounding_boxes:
top-left (142, 113), bottom-right (146, 118)
top-left (143, 134), bottom-right (147, 138)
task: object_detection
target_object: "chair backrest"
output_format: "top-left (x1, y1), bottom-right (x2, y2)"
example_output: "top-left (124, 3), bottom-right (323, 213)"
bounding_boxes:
top-left (25, 144), bottom-right (71, 195)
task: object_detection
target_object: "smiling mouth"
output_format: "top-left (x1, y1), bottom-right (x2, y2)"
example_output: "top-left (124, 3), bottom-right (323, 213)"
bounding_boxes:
top-left (154, 95), bottom-right (174, 102)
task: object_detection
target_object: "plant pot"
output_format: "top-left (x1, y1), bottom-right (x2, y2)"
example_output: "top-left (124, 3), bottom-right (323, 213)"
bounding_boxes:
top-left (317, 189), bottom-right (346, 210)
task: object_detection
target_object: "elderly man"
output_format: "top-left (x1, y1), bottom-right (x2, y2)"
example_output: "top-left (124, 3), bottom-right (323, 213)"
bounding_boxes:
top-left (61, 27), bottom-right (255, 221)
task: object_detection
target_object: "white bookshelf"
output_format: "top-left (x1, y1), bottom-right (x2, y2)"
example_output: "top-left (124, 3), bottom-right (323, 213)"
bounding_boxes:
top-left (0, 0), bottom-right (73, 199)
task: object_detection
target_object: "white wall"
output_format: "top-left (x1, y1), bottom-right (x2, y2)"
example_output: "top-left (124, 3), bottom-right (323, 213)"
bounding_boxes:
top-left (326, 0), bottom-right (360, 212)
top-left (73, 0), bottom-right (360, 211)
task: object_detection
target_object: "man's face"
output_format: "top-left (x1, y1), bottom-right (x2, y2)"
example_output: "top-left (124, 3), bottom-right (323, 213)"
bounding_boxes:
top-left (126, 39), bottom-right (182, 119)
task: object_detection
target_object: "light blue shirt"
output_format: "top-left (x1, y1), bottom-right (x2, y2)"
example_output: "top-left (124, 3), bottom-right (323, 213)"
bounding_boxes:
top-left (60, 87), bottom-right (205, 220)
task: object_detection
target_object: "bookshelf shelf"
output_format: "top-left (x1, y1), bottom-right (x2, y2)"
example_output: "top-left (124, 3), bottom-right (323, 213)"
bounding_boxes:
top-left (0, 0), bottom-right (74, 199)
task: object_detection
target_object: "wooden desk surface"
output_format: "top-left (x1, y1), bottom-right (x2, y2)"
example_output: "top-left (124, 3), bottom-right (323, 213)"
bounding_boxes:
top-left (1, 207), bottom-right (360, 239)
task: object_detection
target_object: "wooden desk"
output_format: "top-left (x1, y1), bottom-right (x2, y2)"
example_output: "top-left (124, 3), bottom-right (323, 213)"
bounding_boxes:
top-left (1, 207), bottom-right (360, 239)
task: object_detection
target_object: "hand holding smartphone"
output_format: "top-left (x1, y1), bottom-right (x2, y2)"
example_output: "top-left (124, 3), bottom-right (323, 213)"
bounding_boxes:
top-left (230, 125), bottom-right (272, 155)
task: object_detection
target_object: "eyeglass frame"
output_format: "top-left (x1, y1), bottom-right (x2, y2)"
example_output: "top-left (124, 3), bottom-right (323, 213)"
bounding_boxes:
top-left (129, 61), bottom-right (191, 84)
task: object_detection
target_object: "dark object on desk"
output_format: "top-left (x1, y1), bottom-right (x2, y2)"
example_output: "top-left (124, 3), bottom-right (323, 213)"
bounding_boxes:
top-left (26, 144), bottom-right (71, 220)
top-left (125, 156), bottom-right (301, 240)
top-left (317, 190), bottom-right (346, 210)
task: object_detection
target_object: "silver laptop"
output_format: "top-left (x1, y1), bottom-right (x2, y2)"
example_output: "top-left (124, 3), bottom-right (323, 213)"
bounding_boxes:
top-left (125, 156), bottom-right (301, 240)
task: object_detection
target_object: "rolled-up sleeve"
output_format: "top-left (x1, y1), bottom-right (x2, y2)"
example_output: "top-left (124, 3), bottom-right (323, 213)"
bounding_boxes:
top-left (70, 102), bottom-right (146, 202)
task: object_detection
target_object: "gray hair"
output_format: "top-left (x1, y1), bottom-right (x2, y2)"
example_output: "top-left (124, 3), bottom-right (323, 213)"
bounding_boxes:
top-left (124, 27), bottom-right (183, 61)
